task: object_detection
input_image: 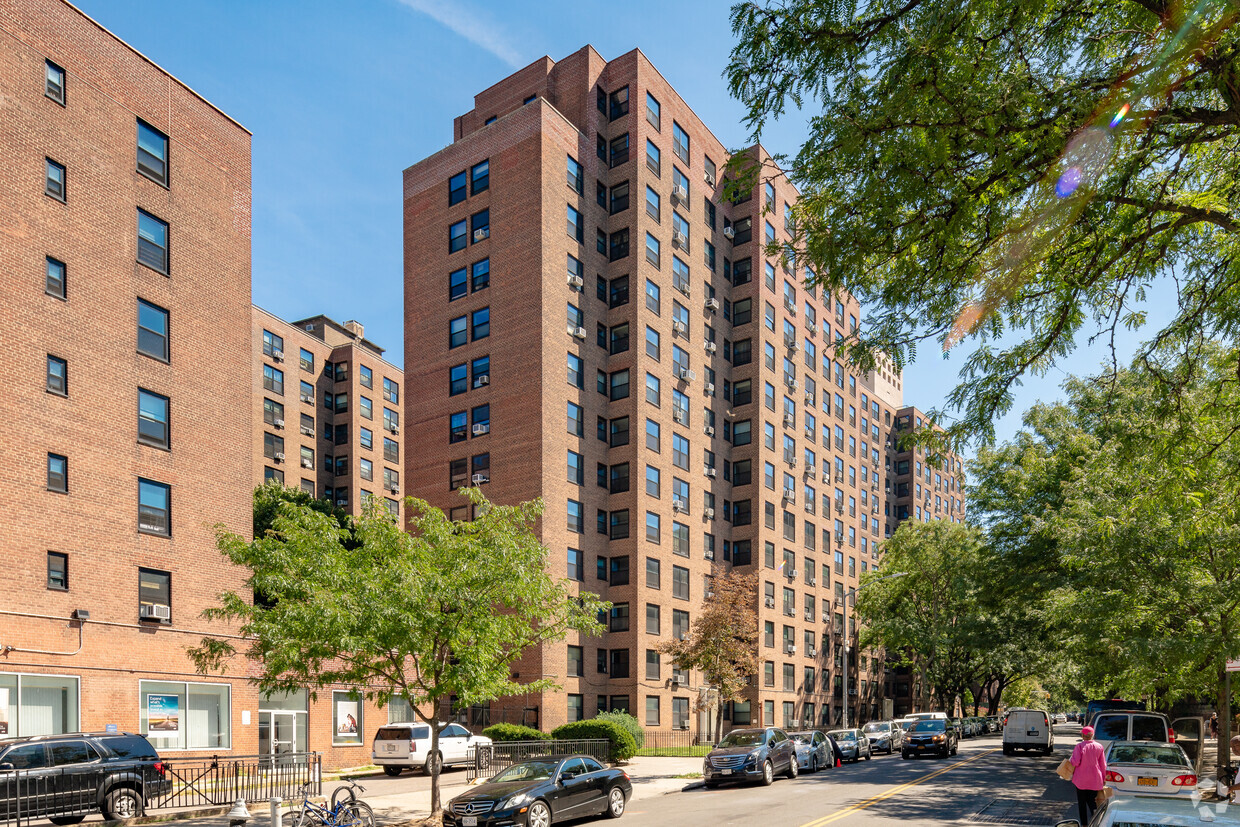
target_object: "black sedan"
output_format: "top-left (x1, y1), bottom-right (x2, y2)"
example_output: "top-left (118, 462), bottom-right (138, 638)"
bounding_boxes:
top-left (442, 755), bottom-right (631, 827)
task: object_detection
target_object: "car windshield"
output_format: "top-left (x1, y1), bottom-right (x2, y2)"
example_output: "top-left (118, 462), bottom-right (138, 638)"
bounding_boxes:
top-left (1109, 745), bottom-right (1188, 766)
top-left (718, 731), bottom-right (765, 747)
top-left (788, 732), bottom-right (815, 744)
top-left (1095, 716), bottom-right (1133, 741)
top-left (829, 730), bottom-right (857, 741)
top-left (863, 723), bottom-right (887, 733)
top-left (908, 721), bottom-right (946, 733)
top-left (491, 759), bottom-right (560, 783)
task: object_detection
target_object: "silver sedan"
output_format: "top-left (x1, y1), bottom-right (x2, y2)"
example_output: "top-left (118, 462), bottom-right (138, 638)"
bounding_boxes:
top-left (788, 730), bottom-right (833, 772)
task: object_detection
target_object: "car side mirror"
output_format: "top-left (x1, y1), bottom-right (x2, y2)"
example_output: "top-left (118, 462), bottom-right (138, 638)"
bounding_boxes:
top-left (0, 763), bottom-right (13, 771)
top-left (560, 770), bottom-right (576, 782)
top-left (1054, 821), bottom-right (1080, 827)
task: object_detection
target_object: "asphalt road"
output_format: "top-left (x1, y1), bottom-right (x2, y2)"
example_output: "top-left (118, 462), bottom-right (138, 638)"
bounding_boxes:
top-left (621, 729), bottom-right (1082, 827)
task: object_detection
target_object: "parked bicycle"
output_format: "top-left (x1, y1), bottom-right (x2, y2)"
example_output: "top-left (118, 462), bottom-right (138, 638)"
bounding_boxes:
top-left (291, 780), bottom-right (374, 827)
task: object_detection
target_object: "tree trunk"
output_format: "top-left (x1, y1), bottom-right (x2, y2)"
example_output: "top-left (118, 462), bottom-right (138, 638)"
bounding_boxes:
top-left (1220, 662), bottom-right (1232, 774)
top-left (429, 723), bottom-right (441, 813)
top-left (715, 704), bottom-right (724, 743)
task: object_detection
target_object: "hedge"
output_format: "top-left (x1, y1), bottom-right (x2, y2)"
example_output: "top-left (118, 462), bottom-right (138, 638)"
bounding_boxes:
top-left (481, 723), bottom-right (550, 742)
top-left (550, 720), bottom-right (638, 762)
top-left (594, 710), bottom-right (645, 749)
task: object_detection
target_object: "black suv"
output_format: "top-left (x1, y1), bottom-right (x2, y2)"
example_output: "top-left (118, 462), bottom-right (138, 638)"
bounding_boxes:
top-left (901, 719), bottom-right (959, 759)
top-left (0, 732), bottom-right (170, 824)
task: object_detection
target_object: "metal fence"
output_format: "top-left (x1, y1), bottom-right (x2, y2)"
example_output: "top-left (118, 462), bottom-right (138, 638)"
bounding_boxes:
top-left (465, 739), bottom-right (610, 782)
top-left (0, 753), bottom-right (320, 827)
top-left (635, 730), bottom-right (718, 756)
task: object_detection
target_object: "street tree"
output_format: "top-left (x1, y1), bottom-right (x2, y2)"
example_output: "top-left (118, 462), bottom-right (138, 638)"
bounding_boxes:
top-left (190, 489), bottom-right (606, 813)
top-left (657, 570), bottom-right (760, 741)
top-left (727, 0), bottom-right (1240, 444)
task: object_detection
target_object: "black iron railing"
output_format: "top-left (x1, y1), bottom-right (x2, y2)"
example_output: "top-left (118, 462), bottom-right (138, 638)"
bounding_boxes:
top-left (0, 753), bottom-right (320, 827)
top-left (466, 739), bottom-right (610, 782)
top-left (635, 730), bottom-right (718, 756)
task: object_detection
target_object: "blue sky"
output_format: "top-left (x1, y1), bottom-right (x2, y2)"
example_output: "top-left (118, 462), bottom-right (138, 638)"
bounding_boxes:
top-left (76, 0), bottom-right (1168, 450)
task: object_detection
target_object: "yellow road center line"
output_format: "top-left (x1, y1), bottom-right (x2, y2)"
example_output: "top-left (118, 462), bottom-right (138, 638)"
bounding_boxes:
top-left (798, 748), bottom-right (999, 827)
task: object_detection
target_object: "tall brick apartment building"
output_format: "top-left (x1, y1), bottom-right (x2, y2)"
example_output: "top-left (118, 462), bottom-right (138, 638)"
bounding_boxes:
top-left (252, 308), bottom-right (404, 519)
top-left (401, 46), bottom-right (965, 735)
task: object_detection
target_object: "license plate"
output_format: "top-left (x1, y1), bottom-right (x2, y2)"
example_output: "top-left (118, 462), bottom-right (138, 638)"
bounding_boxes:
top-left (1027, 729), bottom-right (1038, 736)
top-left (721, 768), bottom-right (733, 775)
top-left (1138, 777), bottom-right (1158, 787)
top-left (916, 745), bottom-right (925, 750)
top-left (385, 744), bottom-right (396, 752)
top-left (462, 818), bottom-right (478, 827)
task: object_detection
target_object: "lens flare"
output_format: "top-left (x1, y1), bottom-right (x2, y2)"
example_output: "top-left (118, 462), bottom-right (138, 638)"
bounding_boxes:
top-left (1055, 168), bottom-right (1082, 198)
top-left (1109, 103), bottom-right (1131, 129)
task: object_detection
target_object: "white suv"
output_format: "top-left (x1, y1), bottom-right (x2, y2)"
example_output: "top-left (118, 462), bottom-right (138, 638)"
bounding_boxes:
top-left (371, 722), bottom-right (492, 775)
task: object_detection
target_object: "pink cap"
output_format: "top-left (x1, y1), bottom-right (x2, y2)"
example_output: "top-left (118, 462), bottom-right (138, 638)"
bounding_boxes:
top-left (1081, 726), bottom-right (1094, 737)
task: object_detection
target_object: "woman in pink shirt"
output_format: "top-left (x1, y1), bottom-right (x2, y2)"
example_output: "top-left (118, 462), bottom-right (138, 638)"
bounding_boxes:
top-left (1070, 726), bottom-right (1108, 823)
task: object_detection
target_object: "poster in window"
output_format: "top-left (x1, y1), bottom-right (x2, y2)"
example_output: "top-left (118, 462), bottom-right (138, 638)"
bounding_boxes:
top-left (0, 687), bottom-right (8, 734)
top-left (148, 693), bottom-right (180, 732)
top-left (336, 698), bottom-right (359, 735)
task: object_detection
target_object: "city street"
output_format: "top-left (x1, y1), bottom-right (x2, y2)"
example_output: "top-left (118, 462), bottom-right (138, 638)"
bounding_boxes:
top-left (621, 728), bottom-right (1080, 827)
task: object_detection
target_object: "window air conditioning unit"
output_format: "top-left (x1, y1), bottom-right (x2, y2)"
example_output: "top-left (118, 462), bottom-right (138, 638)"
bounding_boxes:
top-left (673, 230), bottom-right (688, 249)
top-left (476, 375), bottom-right (490, 385)
top-left (301, 459), bottom-right (313, 469)
top-left (705, 298), bottom-right (719, 312)
top-left (669, 679), bottom-right (681, 689)
top-left (274, 452), bottom-right (285, 462)
top-left (704, 507), bottom-right (715, 519)
top-left (786, 645), bottom-right (796, 655)
top-left (671, 184), bottom-right (688, 204)
top-left (782, 489), bottom-right (795, 504)
top-left (822, 472), bottom-right (830, 483)
top-left (571, 326), bottom-right (587, 339)
top-left (803, 465), bottom-right (813, 477)
top-left (785, 378), bottom-right (798, 391)
top-left (704, 383), bottom-right (716, 396)
top-left (471, 473), bottom-right (489, 484)
top-left (568, 274), bottom-right (584, 289)
top-left (807, 322), bottom-right (816, 334)
top-left (704, 341), bottom-right (717, 353)
top-left (673, 498), bottom-right (688, 513)
top-left (788, 457), bottom-right (797, 468)
top-left (300, 393), bottom-right (313, 404)
top-left (835, 532), bottom-right (845, 544)
top-left (704, 425), bottom-right (716, 438)
top-left (272, 350), bottom-right (284, 362)
top-left (783, 414), bottom-right (794, 427)
top-left (823, 611), bottom-right (832, 623)
top-left (387, 422), bottom-right (399, 433)
top-left (678, 369), bottom-right (696, 381)
top-left (389, 484), bottom-right (400, 494)
top-left (784, 300), bottom-right (796, 314)
top-left (673, 321), bottom-right (687, 336)
top-left (764, 597), bottom-right (776, 609)
top-left (836, 471), bottom-right (845, 482)
top-left (849, 689), bottom-right (858, 696)
top-left (139, 603), bottom-right (171, 621)
top-left (809, 577), bottom-right (817, 587)
top-left (805, 393), bottom-right (814, 405)
top-left (835, 501), bottom-right (844, 513)
top-left (673, 410), bottom-right (687, 424)
top-left (675, 281), bottom-right (690, 298)
top-left (473, 227), bottom-right (489, 241)
top-left (273, 418), bottom-right (284, 429)
top-left (300, 426), bottom-right (314, 436)
top-left (723, 225), bottom-right (735, 239)
top-left (472, 423), bottom-right (490, 436)
top-left (788, 569), bottom-right (798, 579)
top-left (703, 465), bottom-right (717, 479)
top-left (808, 647), bottom-right (817, 657)
top-left (705, 549), bottom-right (715, 560)
top-left (679, 632), bottom-right (689, 641)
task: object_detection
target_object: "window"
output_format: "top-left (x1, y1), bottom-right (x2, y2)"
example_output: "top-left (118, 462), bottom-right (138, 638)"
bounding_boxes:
top-left (449, 170), bottom-right (467, 205)
top-left (645, 232), bottom-right (660, 268)
top-left (646, 694), bottom-right (660, 728)
top-left (138, 389), bottom-right (170, 448)
top-left (46, 453), bottom-right (67, 493)
top-left (608, 86), bottom-right (630, 120)
top-left (672, 609), bottom-right (690, 640)
top-left (46, 551), bottom-right (69, 590)
top-left (567, 205), bottom-right (584, 243)
top-left (609, 649), bottom-right (630, 679)
top-left (568, 450), bottom-right (583, 485)
top-left (449, 219), bottom-right (467, 252)
top-left (610, 416), bottom-right (630, 447)
top-left (44, 255), bottom-right (66, 299)
top-left (672, 121), bottom-right (689, 163)
top-left (672, 434), bottom-right (689, 469)
top-left (609, 181), bottom-right (630, 214)
top-left (140, 680), bottom-right (230, 749)
top-left (138, 478), bottom-right (170, 535)
top-left (567, 645), bottom-right (584, 677)
top-left (449, 315), bottom-right (467, 348)
top-left (610, 556), bottom-right (630, 586)
top-left (672, 565), bottom-right (690, 600)
top-left (45, 158), bottom-right (66, 201)
top-left (609, 275), bottom-right (630, 307)
top-left (646, 418), bottom-right (660, 452)
top-left (45, 59), bottom-right (66, 104)
top-left (609, 370), bottom-right (630, 400)
top-left (609, 604), bottom-right (630, 632)
top-left (46, 355), bottom-right (67, 396)
top-left (567, 500), bottom-right (583, 533)
top-left (646, 92), bottom-right (660, 129)
top-left (471, 208), bottom-right (490, 243)
top-left (137, 209), bottom-right (169, 273)
top-left (262, 365), bottom-right (284, 396)
top-left (471, 159), bottom-right (490, 194)
top-left (136, 120), bottom-right (169, 185)
top-left (567, 155), bottom-right (583, 193)
top-left (568, 548), bottom-right (583, 581)
top-left (646, 512), bottom-right (660, 543)
top-left (646, 139), bottom-right (661, 176)
top-left (609, 133), bottom-right (630, 167)
top-left (609, 509), bottom-right (630, 539)
top-left (568, 352), bottom-right (583, 389)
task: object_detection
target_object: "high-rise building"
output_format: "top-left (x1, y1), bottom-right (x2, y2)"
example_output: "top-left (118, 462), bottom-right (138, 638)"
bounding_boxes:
top-left (401, 46), bottom-right (964, 734)
top-left (253, 307), bottom-right (404, 519)
top-left (0, 0), bottom-right (253, 749)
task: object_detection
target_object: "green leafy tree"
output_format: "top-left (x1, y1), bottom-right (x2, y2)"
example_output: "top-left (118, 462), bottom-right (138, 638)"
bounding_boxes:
top-left (657, 570), bottom-right (761, 741)
top-left (190, 489), bottom-right (606, 814)
top-left (727, 0), bottom-right (1240, 443)
top-left (252, 481), bottom-right (351, 539)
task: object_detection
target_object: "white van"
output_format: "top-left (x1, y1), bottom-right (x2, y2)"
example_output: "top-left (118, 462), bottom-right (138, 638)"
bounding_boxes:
top-left (1003, 708), bottom-right (1054, 755)
top-left (908, 712), bottom-right (948, 722)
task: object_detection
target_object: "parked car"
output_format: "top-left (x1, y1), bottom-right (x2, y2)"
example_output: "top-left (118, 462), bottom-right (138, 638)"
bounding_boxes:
top-left (1101, 741), bottom-right (1197, 798)
top-left (901, 719), bottom-right (958, 759)
top-left (0, 731), bottom-right (170, 824)
top-left (372, 722), bottom-right (493, 775)
top-left (862, 721), bottom-right (902, 754)
top-left (1091, 712), bottom-right (1203, 772)
top-left (951, 718), bottom-right (970, 739)
top-left (827, 729), bottom-right (872, 762)
top-left (987, 716), bottom-right (1002, 732)
top-left (702, 727), bottom-right (798, 787)
top-left (1053, 794), bottom-right (1240, 827)
top-left (441, 754), bottom-right (630, 827)
top-left (1002, 708), bottom-right (1054, 755)
top-left (907, 712), bottom-right (948, 722)
top-left (788, 731), bottom-right (833, 773)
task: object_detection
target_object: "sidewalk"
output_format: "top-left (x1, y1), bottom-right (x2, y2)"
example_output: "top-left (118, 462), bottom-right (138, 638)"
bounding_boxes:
top-left (133, 756), bottom-right (704, 827)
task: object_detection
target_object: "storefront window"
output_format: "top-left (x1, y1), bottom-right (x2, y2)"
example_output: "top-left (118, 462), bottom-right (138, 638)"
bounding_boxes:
top-left (139, 680), bottom-right (231, 750)
top-left (332, 690), bottom-right (363, 745)
top-left (0, 672), bottom-right (79, 737)
top-left (386, 696), bottom-right (416, 724)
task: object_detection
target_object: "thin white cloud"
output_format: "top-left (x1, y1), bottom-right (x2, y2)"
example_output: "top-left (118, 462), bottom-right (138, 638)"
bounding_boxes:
top-left (397, 0), bottom-right (525, 68)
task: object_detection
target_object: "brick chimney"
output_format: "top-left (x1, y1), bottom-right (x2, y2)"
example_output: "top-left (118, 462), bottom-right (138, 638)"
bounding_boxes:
top-left (344, 320), bottom-right (364, 339)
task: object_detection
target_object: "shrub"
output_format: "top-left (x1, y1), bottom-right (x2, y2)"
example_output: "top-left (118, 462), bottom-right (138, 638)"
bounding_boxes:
top-left (482, 723), bottom-right (550, 742)
top-left (550, 720), bottom-right (638, 763)
top-left (594, 710), bottom-right (644, 749)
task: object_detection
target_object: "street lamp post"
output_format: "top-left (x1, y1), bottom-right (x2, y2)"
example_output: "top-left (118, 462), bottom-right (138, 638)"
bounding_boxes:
top-left (841, 571), bottom-right (908, 730)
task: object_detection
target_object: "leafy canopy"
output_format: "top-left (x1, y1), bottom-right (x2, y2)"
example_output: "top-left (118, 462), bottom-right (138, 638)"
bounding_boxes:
top-left (728, 0), bottom-right (1240, 443)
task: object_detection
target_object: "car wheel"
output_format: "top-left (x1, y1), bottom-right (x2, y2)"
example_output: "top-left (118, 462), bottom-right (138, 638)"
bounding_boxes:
top-left (787, 756), bottom-right (798, 779)
top-left (887, 743), bottom-right (894, 755)
top-left (865, 748), bottom-right (872, 761)
top-left (526, 800), bottom-right (551, 827)
top-left (810, 756), bottom-right (819, 773)
top-left (760, 759), bottom-right (774, 786)
top-left (423, 751), bottom-right (443, 776)
top-left (102, 787), bottom-right (144, 823)
top-left (49, 817), bottom-right (86, 826)
top-left (382, 766), bottom-right (402, 777)
top-left (902, 752), bottom-right (911, 760)
top-left (605, 786), bottom-right (626, 818)
top-left (704, 781), bottom-right (719, 789)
